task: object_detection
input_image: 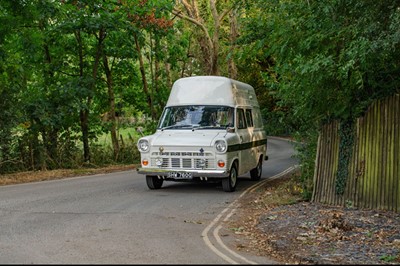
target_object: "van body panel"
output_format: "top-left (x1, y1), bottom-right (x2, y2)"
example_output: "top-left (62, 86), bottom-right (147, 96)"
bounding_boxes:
top-left (167, 76), bottom-right (259, 107)
top-left (150, 130), bottom-right (222, 147)
top-left (136, 76), bottom-right (268, 192)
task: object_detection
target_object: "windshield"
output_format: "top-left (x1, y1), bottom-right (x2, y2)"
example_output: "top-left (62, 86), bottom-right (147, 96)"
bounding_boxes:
top-left (158, 105), bottom-right (234, 130)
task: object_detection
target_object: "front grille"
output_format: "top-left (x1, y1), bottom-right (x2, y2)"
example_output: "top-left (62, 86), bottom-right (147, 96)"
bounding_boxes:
top-left (151, 151), bottom-right (215, 169)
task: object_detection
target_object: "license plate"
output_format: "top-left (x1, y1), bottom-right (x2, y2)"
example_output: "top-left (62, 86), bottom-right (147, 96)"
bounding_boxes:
top-left (167, 172), bottom-right (193, 179)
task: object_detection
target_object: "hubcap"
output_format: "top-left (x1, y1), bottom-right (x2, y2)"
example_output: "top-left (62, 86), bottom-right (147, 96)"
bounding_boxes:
top-left (231, 168), bottom-right (237, 186)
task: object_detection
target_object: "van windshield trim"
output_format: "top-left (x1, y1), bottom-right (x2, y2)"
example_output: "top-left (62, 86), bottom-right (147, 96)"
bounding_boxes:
top-left (157, 105), bottom-right (234, 130)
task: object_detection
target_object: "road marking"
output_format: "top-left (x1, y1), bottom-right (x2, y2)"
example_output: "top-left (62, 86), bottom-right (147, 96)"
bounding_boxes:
top-left (201, 208), bottom-right (238, 264)
top-left (202, 165), bottom-right (300, 264)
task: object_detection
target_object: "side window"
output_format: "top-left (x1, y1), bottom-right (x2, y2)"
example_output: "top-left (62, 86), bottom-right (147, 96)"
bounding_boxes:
top-left (245, 109), bottom-right (254, 127)
top-left (237, 109), bottom-right (246, 129)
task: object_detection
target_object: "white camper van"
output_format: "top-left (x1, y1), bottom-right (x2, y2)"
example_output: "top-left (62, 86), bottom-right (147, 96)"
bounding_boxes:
top-left (136, 76), bottom-right (268, 192)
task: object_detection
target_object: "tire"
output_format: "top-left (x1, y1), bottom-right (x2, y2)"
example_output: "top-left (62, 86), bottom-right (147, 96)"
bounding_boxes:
top-left (222, 164), bottom-right (238, 192)
top-left (146, 175), bottom-right (163, 189)
top-left (250, 157), bottom-right (263, 181)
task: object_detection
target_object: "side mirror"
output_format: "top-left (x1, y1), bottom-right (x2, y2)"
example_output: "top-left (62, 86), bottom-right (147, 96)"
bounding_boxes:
top-left (136, 127), bottom-right (144, 137)
top-left (226, 127), bottom-right (235, 133)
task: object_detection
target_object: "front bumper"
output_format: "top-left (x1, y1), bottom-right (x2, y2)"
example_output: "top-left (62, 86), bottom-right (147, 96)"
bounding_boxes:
top-left (137, 168), bottom-right (230, 178)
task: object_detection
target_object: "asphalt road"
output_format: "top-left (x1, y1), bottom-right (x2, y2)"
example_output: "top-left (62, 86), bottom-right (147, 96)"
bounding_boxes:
top-left (0, 137), bottom-right (299, 264)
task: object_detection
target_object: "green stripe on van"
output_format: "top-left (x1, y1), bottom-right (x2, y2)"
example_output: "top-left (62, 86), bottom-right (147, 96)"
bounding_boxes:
top-left (227, 139), bottom-right (268, 152)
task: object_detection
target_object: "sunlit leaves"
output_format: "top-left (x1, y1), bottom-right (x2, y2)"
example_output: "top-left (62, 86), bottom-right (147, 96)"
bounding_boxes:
top-left (247, 0), bottom-right (400, 124)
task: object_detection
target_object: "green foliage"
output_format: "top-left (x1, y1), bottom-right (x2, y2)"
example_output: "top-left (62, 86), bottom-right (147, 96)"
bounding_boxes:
top-left (239, 0), bottom-right (400, 199)
top-left (379, 254), bottom-right (399, 263)
top-left (292, 129), bottom-right (319, 201)
top-left (255, 0), bottom-right (399, 122)
top-left (136, 117), bottom-right (159, 136)
top-left (2, 0), bottom-right (399, 182)
top-left (0, 0), bottom-right (176, 173)
top-left (90, 141), bottom-right (140, 166)
top-left (262, 108), bottom-right (294, 136)
top-left (335, 119), bottom-right (355, 195)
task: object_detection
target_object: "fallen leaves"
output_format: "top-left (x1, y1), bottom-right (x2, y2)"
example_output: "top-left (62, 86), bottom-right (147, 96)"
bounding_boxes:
top-left (226, 173), bottom-right (400, 265)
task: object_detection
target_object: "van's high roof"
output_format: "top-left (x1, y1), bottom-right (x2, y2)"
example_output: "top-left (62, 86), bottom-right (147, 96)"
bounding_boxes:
top-left (166, 76), bottom-right (259, 107)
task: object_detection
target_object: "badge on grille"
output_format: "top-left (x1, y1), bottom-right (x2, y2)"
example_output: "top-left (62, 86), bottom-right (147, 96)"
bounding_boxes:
top-left (159, 147), bottom-right (164, 153)
top-left (199, 148), bottom-right (204, 155)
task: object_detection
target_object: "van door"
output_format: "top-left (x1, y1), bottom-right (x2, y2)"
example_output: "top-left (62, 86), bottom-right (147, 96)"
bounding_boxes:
top-left (245, 108), bottom-right (258, 168)
top-left (236, 108), bottom-right (252, 175)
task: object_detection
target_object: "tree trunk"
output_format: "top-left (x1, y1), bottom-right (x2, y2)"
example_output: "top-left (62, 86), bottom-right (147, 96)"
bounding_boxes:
top-left (41, 21), bottom-right (59, 165)
top-left (153, 36), bottom-right (165, 113)
top-left (75, 30), bottom-right (90, 163)
top-left (210, 0), bottom-right (220, 76)
top-left (79, 109), bottom-right (91, 163)
top-left (172, 0), bottom-right (233, 76)
top-left (134, 32), bottom-right (157, 120)
top-left (228, 9), bottom-right (238, 79)
top-left (103, 53), bottom-right (120, 160)
top-left (75, 28), bottom-right (106, 163)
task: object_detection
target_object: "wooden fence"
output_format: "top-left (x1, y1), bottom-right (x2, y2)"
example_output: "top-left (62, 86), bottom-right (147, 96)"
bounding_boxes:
top-left (312, 94), bottom-right (400, 212)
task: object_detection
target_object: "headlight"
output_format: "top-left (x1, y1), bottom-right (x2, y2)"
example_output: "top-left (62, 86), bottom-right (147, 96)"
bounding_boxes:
top-left (138, 139), bottom-right (150, 152)
top-left (214, 140), bottom-right (227, 153)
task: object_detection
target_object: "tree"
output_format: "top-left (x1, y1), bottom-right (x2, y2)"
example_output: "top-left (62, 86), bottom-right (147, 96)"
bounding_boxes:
top-left (239, 0), bottom-right (400, 198)
top-left (255, 0), bottom-right (400, 124)
top-left (172, 0), bottom-right (239, 77)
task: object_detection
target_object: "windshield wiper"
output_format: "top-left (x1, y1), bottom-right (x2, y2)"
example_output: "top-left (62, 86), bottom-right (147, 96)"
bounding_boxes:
top-left (192, 125), bottom-right (225, 131)
top-left (160, 125), bottom-right (193, 131)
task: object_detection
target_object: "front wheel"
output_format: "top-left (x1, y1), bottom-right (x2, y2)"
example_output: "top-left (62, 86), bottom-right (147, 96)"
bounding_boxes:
top-left (146, 175), bottom-right (163, 189)
top-left (250, 157), bottom-right (263, 181)
top-left (222, 164), bottom-right (238, 192)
